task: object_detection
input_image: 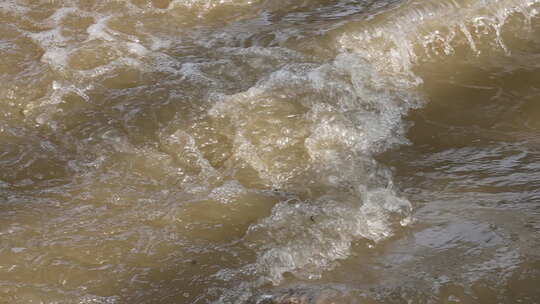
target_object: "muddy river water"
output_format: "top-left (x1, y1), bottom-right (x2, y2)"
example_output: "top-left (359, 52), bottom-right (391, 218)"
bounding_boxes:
top-left (1, 0), bottom-right (540, 303)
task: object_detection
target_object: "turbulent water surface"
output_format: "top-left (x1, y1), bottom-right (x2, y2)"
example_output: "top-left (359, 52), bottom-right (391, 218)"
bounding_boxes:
top-left (1, 0), bottom-right (540, 303)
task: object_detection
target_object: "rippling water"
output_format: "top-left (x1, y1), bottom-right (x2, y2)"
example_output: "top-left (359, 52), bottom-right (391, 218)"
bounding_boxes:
top-left (1, 0), bottom-right (539, 303)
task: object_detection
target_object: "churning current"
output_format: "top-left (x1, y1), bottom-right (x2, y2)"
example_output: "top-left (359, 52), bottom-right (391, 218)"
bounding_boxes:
top-left (1, 0), bottom-right (540, 303)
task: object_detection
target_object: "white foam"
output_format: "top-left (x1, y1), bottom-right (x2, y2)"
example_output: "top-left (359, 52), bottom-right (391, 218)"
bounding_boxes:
top-left (245, 186), bottom-right (412, 284)
top-left (338, 0), bottom-right (540, 70)
top-left (208, 51), bottom-right (421, 285)
top-left (87, 16), bottom-right (115, 42)
top-left (209, 180), bottom-right (247, 204)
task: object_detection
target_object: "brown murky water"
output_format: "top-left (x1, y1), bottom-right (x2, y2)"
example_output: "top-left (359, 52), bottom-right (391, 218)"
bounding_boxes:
top-left (1, 0), bottom-right (540, 303)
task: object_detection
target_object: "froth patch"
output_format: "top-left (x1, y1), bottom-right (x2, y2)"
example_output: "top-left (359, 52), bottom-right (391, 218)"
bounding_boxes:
top-left (210, 53), bottom-right (420, 188)
top-left (338, 0), bottom-right (540, 71)
top-left (245, 187), bottom-right (412, 285)
top-left (208, 52), bottom-right (420, 287)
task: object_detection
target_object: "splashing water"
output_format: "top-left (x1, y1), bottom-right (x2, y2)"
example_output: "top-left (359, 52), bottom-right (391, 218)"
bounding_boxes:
top-left (1, 0), bottom-right (540, 303)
